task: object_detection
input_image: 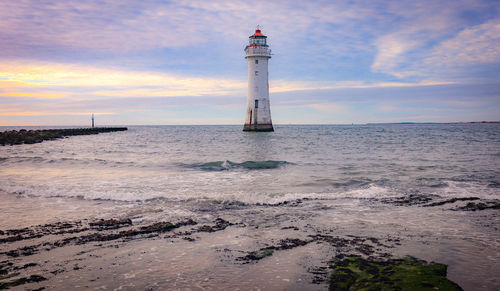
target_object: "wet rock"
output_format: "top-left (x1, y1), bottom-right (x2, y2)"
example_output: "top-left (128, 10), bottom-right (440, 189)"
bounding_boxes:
top-left (271, 199), bottom-right (305, 207)
top-left (0, 221), bottom-right (92, 243)
top-left (455, 201), bottom-right (500, 211)
top-left (0, 262), bottom-right (14, 278)
top-left (309, 266), bottom-right (329, 284)
top-left (3, 245), bottom-right (39, 257)
top-left (0, 274), bottom-right (47, 289)
top-left (50, 269), bottom-right (64, 275)
top-left (197, 225), bottom-right (214, 232)
top-left (140, 222), bottom-right (176, 233)
top-left (381, 194), bottom-right (436, 206)
top-left (309, 235), bottom-right (350, 248)
top-left (4, 228), bottom-right (32, 236)
top-left (197, 218), bottom-right (233, 233)
top-left (423, 197), bottom-right (480, 207)
top-left (278, 238), bottom-right (309, 249)
top-left (281, 226), bottom-right (299, 231)
top-left (355, 244), bottom-right (374, 255)
top-left (240, 248), bottom-right (275, 261)
top-left (1, 219), bottom-right (198, 257)
top-left (140, 219), bottom-right (196, 233)
top-left (223, 200), bottom-right (247, 207)
top-left (13, 263), bottom-right (37, 270)
top-left (238, 238), bottom-right (311, 262)
top-left (329, 256), bottom-right (463, 291)
top-left (89, 218), bottom-right (133, 229)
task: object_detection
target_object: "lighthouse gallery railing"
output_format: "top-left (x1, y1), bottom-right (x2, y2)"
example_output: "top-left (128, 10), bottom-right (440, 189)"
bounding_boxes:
top-left (245, 46), bottom-right (271, 57)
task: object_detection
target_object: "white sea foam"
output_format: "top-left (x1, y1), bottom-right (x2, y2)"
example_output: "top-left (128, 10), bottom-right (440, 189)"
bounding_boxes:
top-left (440, 180), bottom-right (499, 199)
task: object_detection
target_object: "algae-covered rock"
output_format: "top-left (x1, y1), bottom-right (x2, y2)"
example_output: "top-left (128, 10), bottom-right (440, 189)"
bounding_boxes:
top-left (238, 238), bottom-right (310, 262)
top-left (197, 218), bottom-right (233, 232)
top-left (244, 248), bottom-right (275, 261)
top-left (329, 256), bottom-right (463, 291)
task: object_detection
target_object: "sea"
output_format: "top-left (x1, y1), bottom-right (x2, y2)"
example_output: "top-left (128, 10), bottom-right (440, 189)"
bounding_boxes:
top-left (0, 124), bottom-right (499, 290)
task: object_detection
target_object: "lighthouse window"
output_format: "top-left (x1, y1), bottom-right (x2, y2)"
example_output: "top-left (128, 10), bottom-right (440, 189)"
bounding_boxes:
top-left (255, 71), bottom-right (259, 76)
top-left (255, 60), bottom-right (258, 64)
top-left (255, 100), bottom-right (259, 108)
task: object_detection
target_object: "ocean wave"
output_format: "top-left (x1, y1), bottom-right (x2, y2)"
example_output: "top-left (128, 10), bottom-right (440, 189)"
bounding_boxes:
top-left (0, 182), bottom-right (391, 205)
top-left (186, 160), bottom-right (291, 171)
top-left (2, 155), bottom-right (138, 168)
top-left (295, 178), bottom-right (374, 189)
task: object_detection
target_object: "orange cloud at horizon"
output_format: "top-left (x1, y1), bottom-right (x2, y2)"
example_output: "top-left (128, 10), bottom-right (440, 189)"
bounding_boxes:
top-left (0, 111), bottom-right (115, 117)
top-left (0, 61), bottom-right (246, 92)
top-left (0, 92), bottom-right (67, 99)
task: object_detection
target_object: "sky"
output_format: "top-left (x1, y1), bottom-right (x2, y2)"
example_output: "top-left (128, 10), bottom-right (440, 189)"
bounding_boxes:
top-left (0, 0), bottom-right (499, 126)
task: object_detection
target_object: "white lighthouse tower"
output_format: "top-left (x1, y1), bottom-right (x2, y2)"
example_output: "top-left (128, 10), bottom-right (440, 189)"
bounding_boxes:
top-left (243, 27), bottom-right (273, 132)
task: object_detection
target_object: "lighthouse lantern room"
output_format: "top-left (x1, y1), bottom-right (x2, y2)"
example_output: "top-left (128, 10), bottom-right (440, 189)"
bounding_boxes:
top-left (243, 27), bottom-right (274, 132)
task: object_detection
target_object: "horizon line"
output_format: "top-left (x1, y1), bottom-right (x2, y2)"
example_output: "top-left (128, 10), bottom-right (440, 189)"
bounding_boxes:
top-left (1, 121), bottom-right (499, 127)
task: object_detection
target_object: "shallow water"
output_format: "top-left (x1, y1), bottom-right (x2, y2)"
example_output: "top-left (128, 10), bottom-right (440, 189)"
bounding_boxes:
top-left (0, 124), bottom-right (499, 290)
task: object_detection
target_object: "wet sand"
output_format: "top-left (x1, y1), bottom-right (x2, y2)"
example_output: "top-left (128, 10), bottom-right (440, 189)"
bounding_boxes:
top-left (1, 191), bottom-right (499, 290)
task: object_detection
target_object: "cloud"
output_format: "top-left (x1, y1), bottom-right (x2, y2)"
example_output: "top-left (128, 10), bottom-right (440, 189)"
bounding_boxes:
top-left (371, 34), bottom-right (419, 76)
top-left (308, 103), bottom-right (348, 112)
top-left (370, 0), bottom-right (500, 80)
top-left (0, 61), bottom-right (246, 99)
top-left (270, 80), bottom-right (454, 93)
top-left (0, 92), bottom-right (67, 99)
top-left (376, 104), bottom-right (399, 112)
top-left (0, 1), bottom-right (205, 53)
top-left (423, 19), bottom-right (500, 68)
top-left (0, 111), bottom-right (114, 116)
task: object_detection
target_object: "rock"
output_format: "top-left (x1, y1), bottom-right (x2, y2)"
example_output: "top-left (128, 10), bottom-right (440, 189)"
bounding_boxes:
top-left (456, 201), bottom-right (500, 211)
top-left (89, 218), bottom-right (133, 229)
top-left (423, 197), bottom-right (480, 207)
top-left (329, 256), bottom-right (463, 291)
top-left (0, 128), bottom-right (128, 146)
top-left (0, 274), bottom-right (47, 289)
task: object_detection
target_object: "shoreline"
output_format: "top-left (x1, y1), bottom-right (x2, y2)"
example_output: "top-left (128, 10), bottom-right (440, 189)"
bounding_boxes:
top-left (1, 191), bottom-right (498, 290)
top-left (0, 211), bottom-right (460, 290)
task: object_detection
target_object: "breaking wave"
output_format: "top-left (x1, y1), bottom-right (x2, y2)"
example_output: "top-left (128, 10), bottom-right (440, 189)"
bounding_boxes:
top-left (186, 160), bottom-right (291, 171)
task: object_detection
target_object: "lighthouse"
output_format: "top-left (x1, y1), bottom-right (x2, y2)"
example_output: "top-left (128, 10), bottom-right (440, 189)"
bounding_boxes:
top-left (243, 27), bottom-right (273, 132)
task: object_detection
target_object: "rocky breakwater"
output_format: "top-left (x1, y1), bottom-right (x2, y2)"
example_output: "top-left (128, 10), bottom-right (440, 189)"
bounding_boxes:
top-left (0, 128), bottom-right (128, 146)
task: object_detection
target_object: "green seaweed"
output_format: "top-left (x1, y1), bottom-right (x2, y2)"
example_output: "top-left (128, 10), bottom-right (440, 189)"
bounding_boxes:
top-left (329, 256), bottom-right (463, 291)
top-left (245, 248), bottom-right (275, 260)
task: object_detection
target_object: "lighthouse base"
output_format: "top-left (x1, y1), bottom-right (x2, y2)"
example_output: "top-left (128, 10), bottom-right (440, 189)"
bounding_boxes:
top-left (243, 123), bottom-right (274, 132)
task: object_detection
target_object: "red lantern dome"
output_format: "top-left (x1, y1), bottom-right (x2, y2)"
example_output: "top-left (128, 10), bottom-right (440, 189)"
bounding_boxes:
top-left (249, 27), bottom-right (267, 47)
